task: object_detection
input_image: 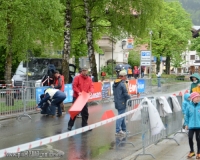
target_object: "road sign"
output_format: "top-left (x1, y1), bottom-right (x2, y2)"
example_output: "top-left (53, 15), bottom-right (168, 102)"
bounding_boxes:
top-left (140, 50), bottom-right (151, 66)
top-left (141, 51), bottom-right (151, 60)
top-left (140, 62), bottom-right (151, 66)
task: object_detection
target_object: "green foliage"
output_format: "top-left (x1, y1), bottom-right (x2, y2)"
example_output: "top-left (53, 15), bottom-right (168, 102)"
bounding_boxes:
top-left (0, 0), bottom-right (65, 81)
top-left (100, 63), bottom-right (116, 76)
top-left (128, 50), bottom-right (140, 67)
top-left (151, 73), bottom-right (177, 78)
top-left (190, 37), bottom-right (200, 53)
top-left (171, 51), bottom-right (186, 68)
top-left (135, 1), bottom-right (192, 74)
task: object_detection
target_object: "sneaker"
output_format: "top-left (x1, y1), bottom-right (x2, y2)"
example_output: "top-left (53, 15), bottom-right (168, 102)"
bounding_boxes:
top-left (77, 114), bottom-right (82, 118)
top-left (115, 130), bottom-right (126, 136)
top-left (187, 152), bottom-right (195, 158)
top-left (68, 126), bottom-right (72, 131)
top-left (57, 114), bottom-right (62, 117)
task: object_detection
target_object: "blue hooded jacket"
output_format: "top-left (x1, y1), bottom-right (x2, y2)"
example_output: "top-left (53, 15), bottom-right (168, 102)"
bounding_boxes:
top-left (182, 93), bottom-right (190, 115)
top-left (185, 101), bottom-right (200, 129)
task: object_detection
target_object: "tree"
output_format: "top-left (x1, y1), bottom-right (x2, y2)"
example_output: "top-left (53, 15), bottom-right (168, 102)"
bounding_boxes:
top-left (0, 0), bottom-right (65, 83)
top-left (190, 36), bottom-right (200, 53)
top-left (128, 50), bottom-right (140, 67)
top-left (142, 1), bottom-right (192, 74)
top-left (62, 0), bottom-right (72, 83)
top-left (171, 51), bottom-right (186, 73)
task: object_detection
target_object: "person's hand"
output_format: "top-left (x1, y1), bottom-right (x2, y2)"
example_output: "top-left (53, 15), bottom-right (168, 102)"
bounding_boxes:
top-left (36, 108), bottom-right (41, 111)
top-left (51, 84), bottom-right (54, 88)
top-left (198, 84), bottom-right (200, 87)
top-left (185, 126), bottom-right (188, 130)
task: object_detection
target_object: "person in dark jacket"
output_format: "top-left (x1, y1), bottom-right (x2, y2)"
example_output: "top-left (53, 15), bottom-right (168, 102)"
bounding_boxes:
top-left (36, 88), bottom-right (66, 117)
top-left (113, 70), bottom-right (131, 136)
top-left (190, 73), bottom-right (200, 93)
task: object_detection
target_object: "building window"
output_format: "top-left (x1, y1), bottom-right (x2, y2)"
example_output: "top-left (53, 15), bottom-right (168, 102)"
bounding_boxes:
top-left (190, 55), bottom-right (195, 60)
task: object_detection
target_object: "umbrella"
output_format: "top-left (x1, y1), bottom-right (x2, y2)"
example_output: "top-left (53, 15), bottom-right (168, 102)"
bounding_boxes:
top-left (115, 64), bottom-right (131, 71)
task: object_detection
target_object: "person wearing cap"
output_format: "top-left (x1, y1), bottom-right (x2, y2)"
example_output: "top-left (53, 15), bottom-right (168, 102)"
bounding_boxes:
top-left (185, 92), bottom-right (200, 159)
top-left (36, 88), bottom-right (66, 117)
top-left (72, 68), bottom-right (82, 118)
top-left (67, 67), bottom-right (94, 131)
top-left (51, 70), bottom-right (65, 116)
top-left (113, 70), bottom-right (131, 137)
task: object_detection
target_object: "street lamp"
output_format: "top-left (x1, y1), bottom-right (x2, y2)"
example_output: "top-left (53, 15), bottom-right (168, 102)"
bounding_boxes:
top-left (149, 31), bottom-right (153, 78)
top-left (122, 40), bottom-right (127, 63)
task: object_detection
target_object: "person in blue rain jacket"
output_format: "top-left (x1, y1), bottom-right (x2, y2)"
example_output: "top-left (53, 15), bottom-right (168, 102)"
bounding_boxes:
top-left (182, 93), bottom-right (191, 126)
top-left (185, 92), bottom-right (200, 159)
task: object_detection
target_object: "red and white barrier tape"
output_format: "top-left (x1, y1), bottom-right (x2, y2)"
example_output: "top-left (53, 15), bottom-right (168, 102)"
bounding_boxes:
top-left (0, 109), bottom-right (136, 158)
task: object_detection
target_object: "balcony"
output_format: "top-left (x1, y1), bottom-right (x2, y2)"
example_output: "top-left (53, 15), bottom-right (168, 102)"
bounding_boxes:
top-left (98, 36), bottom-right (116, 52)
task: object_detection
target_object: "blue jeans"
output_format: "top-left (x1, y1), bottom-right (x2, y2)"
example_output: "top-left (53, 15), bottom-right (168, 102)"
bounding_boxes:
top-left (116, 108), bottom-right (126, 133)
top-left (157, 77), bottom-right (161, 87)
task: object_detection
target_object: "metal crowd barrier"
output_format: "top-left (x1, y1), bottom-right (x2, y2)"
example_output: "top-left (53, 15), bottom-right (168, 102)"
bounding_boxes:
top-left (0, 87), bottom-right (24, 119)
top-left (134, 106), bottom-right (165, 160)
top-left (0, 81), bottom-right (38, 120)
top-left (120, 95), bottom-right (185, 160)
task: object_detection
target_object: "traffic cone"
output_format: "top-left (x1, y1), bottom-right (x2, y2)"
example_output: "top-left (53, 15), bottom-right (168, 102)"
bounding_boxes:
top-left (101, 110), bottom-right (115, 120)
top-left (133, 104), bottom-right (139, 109)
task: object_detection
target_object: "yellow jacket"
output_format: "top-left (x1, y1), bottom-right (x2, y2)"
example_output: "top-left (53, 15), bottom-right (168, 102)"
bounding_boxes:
top-left (192, 86), bottom-right (200, 93)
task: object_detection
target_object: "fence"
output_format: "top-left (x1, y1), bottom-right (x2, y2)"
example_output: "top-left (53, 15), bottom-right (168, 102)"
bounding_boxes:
top-left (0, 81), bottom-right (38, 120)
top-left (0, 78), bottom-right (189, 120)
top-left (132, 95), bottom-right (184, 160)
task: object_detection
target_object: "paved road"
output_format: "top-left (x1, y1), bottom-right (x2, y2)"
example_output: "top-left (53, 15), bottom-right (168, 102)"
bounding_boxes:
top-left (0, 83), bottom-right (190, 160)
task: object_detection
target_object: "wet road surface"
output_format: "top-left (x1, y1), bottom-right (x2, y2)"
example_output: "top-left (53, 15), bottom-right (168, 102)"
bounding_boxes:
top-left (0, 83), bottom-right (190, 160)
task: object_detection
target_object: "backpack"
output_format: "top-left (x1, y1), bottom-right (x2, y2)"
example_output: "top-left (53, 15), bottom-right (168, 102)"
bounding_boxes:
top-left (101, 72), bottom-right (106, 76)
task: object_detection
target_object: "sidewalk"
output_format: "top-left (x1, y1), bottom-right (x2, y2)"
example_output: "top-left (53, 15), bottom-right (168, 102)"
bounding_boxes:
top-left (123, 131), bottom-right (191, 160)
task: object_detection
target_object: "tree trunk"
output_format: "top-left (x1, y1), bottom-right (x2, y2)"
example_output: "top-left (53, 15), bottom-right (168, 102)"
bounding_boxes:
top-left (84, 0), bottom-right (98, 82)
top-left (62, 0), bottom-right (71, 83)
top-left (75, 57), bottom-right (79, 69)
top-left (156, 56), bottom-right (161, 73)
top-left (5, 20), bottom-right (12, 84)
top-left (166, 55), bottom-right (170, 74)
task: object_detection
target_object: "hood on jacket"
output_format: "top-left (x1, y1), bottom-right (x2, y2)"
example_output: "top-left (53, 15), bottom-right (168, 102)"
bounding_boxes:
top-left (190, 73), bottom-right (200, 83)
top-left (184, 93), bottom-right (190, 101)
top-left (113, 79), bottom-right (122, 87)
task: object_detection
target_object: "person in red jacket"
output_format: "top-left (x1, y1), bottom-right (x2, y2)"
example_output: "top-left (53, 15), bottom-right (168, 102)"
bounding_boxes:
top-left (51, 70), bottom-right (65, 116)
top-left (68, 67), bottom-right (94, 131)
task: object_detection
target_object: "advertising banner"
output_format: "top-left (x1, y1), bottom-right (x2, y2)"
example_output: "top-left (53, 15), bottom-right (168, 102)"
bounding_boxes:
top-left (88, 82), bottom-right (102, 102)
top-left (102, 82), bottom-right (111, 99)
top-left (35, 84), bottom-right (73, 104)
top-left (128, 79), bottom-right (137, 95)
top-left (35, 86), bottom-right (49, 104)
top-left (110, 81), bottom-right (114, 95)
top-left (63, 84), bottom-right (73, 103)
top-left (137, 79), bottom-right (145, 93)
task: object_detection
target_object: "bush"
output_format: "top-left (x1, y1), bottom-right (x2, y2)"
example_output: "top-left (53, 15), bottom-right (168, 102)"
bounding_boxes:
top-left (151, 73), bottom-right (177, 78)
top-left (175, 75), bottom-right (185, 81)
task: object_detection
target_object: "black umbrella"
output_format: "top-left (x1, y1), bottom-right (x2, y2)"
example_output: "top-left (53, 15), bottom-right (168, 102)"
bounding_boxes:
top-left (115, 64), bottom-right (131, 71)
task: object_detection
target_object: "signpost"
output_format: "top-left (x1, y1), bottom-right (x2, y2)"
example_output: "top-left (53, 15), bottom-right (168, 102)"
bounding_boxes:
top-left (140, 50), bottom-right (152, 78)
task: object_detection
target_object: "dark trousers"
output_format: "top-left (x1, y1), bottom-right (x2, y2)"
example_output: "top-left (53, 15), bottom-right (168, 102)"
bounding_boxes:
top-left (68, 97), bottom-right (89, 127)
top-left (51, 93), bottom-right (66, 115)
top-left (188, 129), bottom-right (200, 153)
